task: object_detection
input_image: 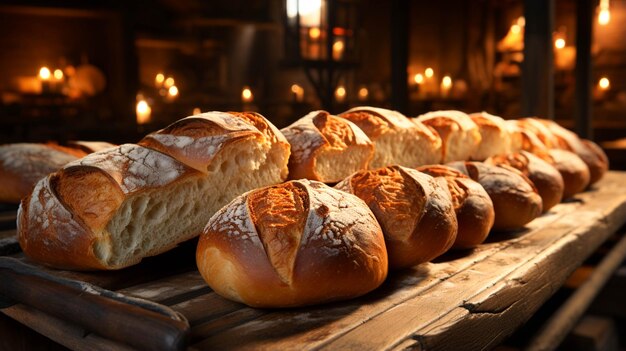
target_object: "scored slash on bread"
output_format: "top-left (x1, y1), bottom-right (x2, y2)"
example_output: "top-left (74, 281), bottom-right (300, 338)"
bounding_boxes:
top-left (336, 165), bottom-right (457, 269)
top-left (196, 179), bottom-right (388, 308)
top-left (417, 165), bottom-right (495, 249)
top-left (416, 110), bottom-right (482, 163)
top-left (447, 161), bottom-right (543, 231)
top-left (18, 112), bottom-right (290, 270)
top-left (280, 110), bottom-right (374, 183)
top-left (340, 106), bottom-right (442, 168)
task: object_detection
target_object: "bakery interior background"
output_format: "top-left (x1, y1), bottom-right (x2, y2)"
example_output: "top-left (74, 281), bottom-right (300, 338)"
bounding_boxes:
top-left (0, 0), bottom-right (625, 163)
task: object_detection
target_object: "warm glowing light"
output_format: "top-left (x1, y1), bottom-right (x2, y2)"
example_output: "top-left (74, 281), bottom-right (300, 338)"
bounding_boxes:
top-left (599, 77), bottom-right (610, 90)
top-left (192, 107), bottom-right (201, 115)
top-left (168, 85), bottom-right (179, 97)
top-left (414, 73), bottom-right (424, 84)
top-left (53, 69), bottom-right (63, 80)
top-left (291, 84), bottom-right (304, 102)
top-left (555, 38), bottom-right (566, 49)
top-left (155, 73), bottom-right (165, 85)
top-left (287, 0), bottom-right (322, 27)
top-left (242, 86), bottom-right (254, 102)
top-left (164, 77), bottom-right (175, 88)
top-left (358, 86), bottom-right (369, 101)
top-left (136, 100), bottom-right (152, 125)
top-left (425, 68), bottom-right (434, 78)
top-left (39, 67), bottom-right (51, 80)
top-left (441, 76), bottom-right (452, 97)
top-left (335, 86), bottom-right (346, 102)
top-left (332, 40), bottom-right (345, 60)
top-left (309, 27), bottom-right (321, 40)
top-left (511, 24), bottom-right (521, 35)
top-left (598, 9), bottom-right (610, 25)
top-left (517, 16), bottom-right (525, 27)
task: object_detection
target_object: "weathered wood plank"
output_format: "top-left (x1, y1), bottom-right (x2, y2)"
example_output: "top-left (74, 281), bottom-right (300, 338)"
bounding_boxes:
top-left (190, 172), bottom-right (626, 350)
top-left (117, 270), bottom-right (207, 304)
top-left (2, 306), bottom-right (135, 351)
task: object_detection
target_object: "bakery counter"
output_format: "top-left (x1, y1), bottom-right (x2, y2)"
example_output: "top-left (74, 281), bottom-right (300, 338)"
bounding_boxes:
top-left (2, 171), bottom-right (626, 351)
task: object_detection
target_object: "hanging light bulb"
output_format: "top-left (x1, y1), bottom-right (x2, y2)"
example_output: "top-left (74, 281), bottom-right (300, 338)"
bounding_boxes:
top-left (598, 0), bottom-right (610, 25)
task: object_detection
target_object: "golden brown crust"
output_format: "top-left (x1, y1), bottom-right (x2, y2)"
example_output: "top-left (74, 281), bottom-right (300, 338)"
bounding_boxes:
top-left (19, 112), bottom-right (291, 271)
top-left (336, 165), bottom-right (457, 268)
top-left (416, 111), bottom-right (482, 163)
top-left (197, 180), bottom-right (388, 308)
top-left (339, 111), bottom-right (390, 138)
top-left (0, 143), bottom-right (84, 203)
top-left (546, 149), bottom-right (590, 198)
top-left (485, 151), bottom-right (564, 212)
top-left (447, 161), bottom-right (542, 231)
top-left (281, 111), bottom-right (373, 182)
top-left (417, 165), bottom-right (495, 248)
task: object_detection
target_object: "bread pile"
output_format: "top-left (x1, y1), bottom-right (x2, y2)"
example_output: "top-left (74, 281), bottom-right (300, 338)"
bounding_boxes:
top-left (12, 108), bottom-right (609, 308)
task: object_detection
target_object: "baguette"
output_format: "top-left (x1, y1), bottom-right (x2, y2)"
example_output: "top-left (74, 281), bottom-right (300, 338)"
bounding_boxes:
top-left (18, 112), bottom-right (290, 270)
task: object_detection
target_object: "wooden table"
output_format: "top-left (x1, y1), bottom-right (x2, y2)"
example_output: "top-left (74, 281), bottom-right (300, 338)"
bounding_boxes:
top-left (1, 171), bottom-right (626, 351)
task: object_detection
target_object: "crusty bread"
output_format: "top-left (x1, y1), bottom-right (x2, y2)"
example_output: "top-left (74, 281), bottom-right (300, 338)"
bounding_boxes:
top-left (417, 165), bottom-right (495, 249)
top-left (534, 118), bottom-right (608, 185)
top-left (280, 111), bottom-right (374, 183)
top-left (416, 110), bottom-right (482, 163)
top-left (196, 179), bottom-right (388, 308)
top-left (510, 118), bottom-right (561, 149)
top-left (335, 165), bottom-right (457, 269)
top-left (486, 151), bottom-right (564, 212)
top-left (447, 161), bottom-right (542, 231)
top-left (18, 112), bottom-right (290, 270)
top-left (0, 144), bottom-right (87, 203)
top-left (546, 149), bottom-right (591, 199)
top-left (469, 112), bottom-right (512, 161)
top-left (340, 106), bottom-right (441, 168)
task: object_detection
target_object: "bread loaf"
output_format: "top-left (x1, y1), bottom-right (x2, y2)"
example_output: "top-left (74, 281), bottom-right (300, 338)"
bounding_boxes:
top-left (417, 165), bottom-right (495, 248)
top-left (486, 151), bottom-right (564, 212)
top-left (447, 161), bottom-right (542, 231)
top-left (0, 142), bottom-right (115, 203)
top-left (196, 179), bottom-right (388, 308)
top-left (535, 118), bottom-right (608, 185)
top-left (509, 118), bottom-right (561, 149)
top-left (18, 112), bottom-right (290, 270)
top-left (335, 165), bottom-right (457, 269)
top-left (469, 112), bottom-right (512, 161)
top-left (340, 106), bottom-right (441, 168)
top-left (280, 110), bottom-right (374, 183)
top-left (416, 110), bottom-right (482, 163)
top-left (546, 149), bottom-right (590, 199)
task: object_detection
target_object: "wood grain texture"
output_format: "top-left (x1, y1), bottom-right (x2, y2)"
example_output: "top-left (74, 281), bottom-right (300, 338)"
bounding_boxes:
top-left (1, 172), bottom-right (625, 351)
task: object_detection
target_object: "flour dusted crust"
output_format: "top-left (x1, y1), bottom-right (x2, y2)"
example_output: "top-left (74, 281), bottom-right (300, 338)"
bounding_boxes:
top-left (335, 165), bottom-right (457, 269)
top-left (486, 151), bottom-right (564, 212)
top-left (281, 110), bottom-right (374, 182)
top-left (0, 143), bottom-right (85, 203)
top-left (447, 161), bottom-right (542, 231)
top-left (19, 111), bottom-right (291, 270)
top-left (416, 110), bottom-right (482, 163)
top-left (340, 106), bottom-right (441, 168)
top-left (417, 165), bottom-right (495, 248)
top-left (196, 179), bottom-right (388, 308)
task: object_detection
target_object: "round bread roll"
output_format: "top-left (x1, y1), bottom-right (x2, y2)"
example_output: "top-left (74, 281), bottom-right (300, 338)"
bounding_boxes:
top-left (196, 179), bottom-right (388, 308)
top-left (280, 111), bottom-right (374, 183)
top-left (469, 112), bottom-right (512, 161)
top-left (546, 149), bottom-right (591, 199)
top-left (447, 161), bottom-right (542, 231)
top-left (416, 110), bottom-right (482, 163)
top-left (335, 165), bottom-right (457, 269)
top-left (340, 106), bottom-right (442, 168)
top-left (486, 151), bottom-right (564, 212)
top-left (535, 118), bottom-right (608, 185)
top-left (417, 165), bottom-right (494, 249)
top-left (510, 118), bottom-right (561, 149)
